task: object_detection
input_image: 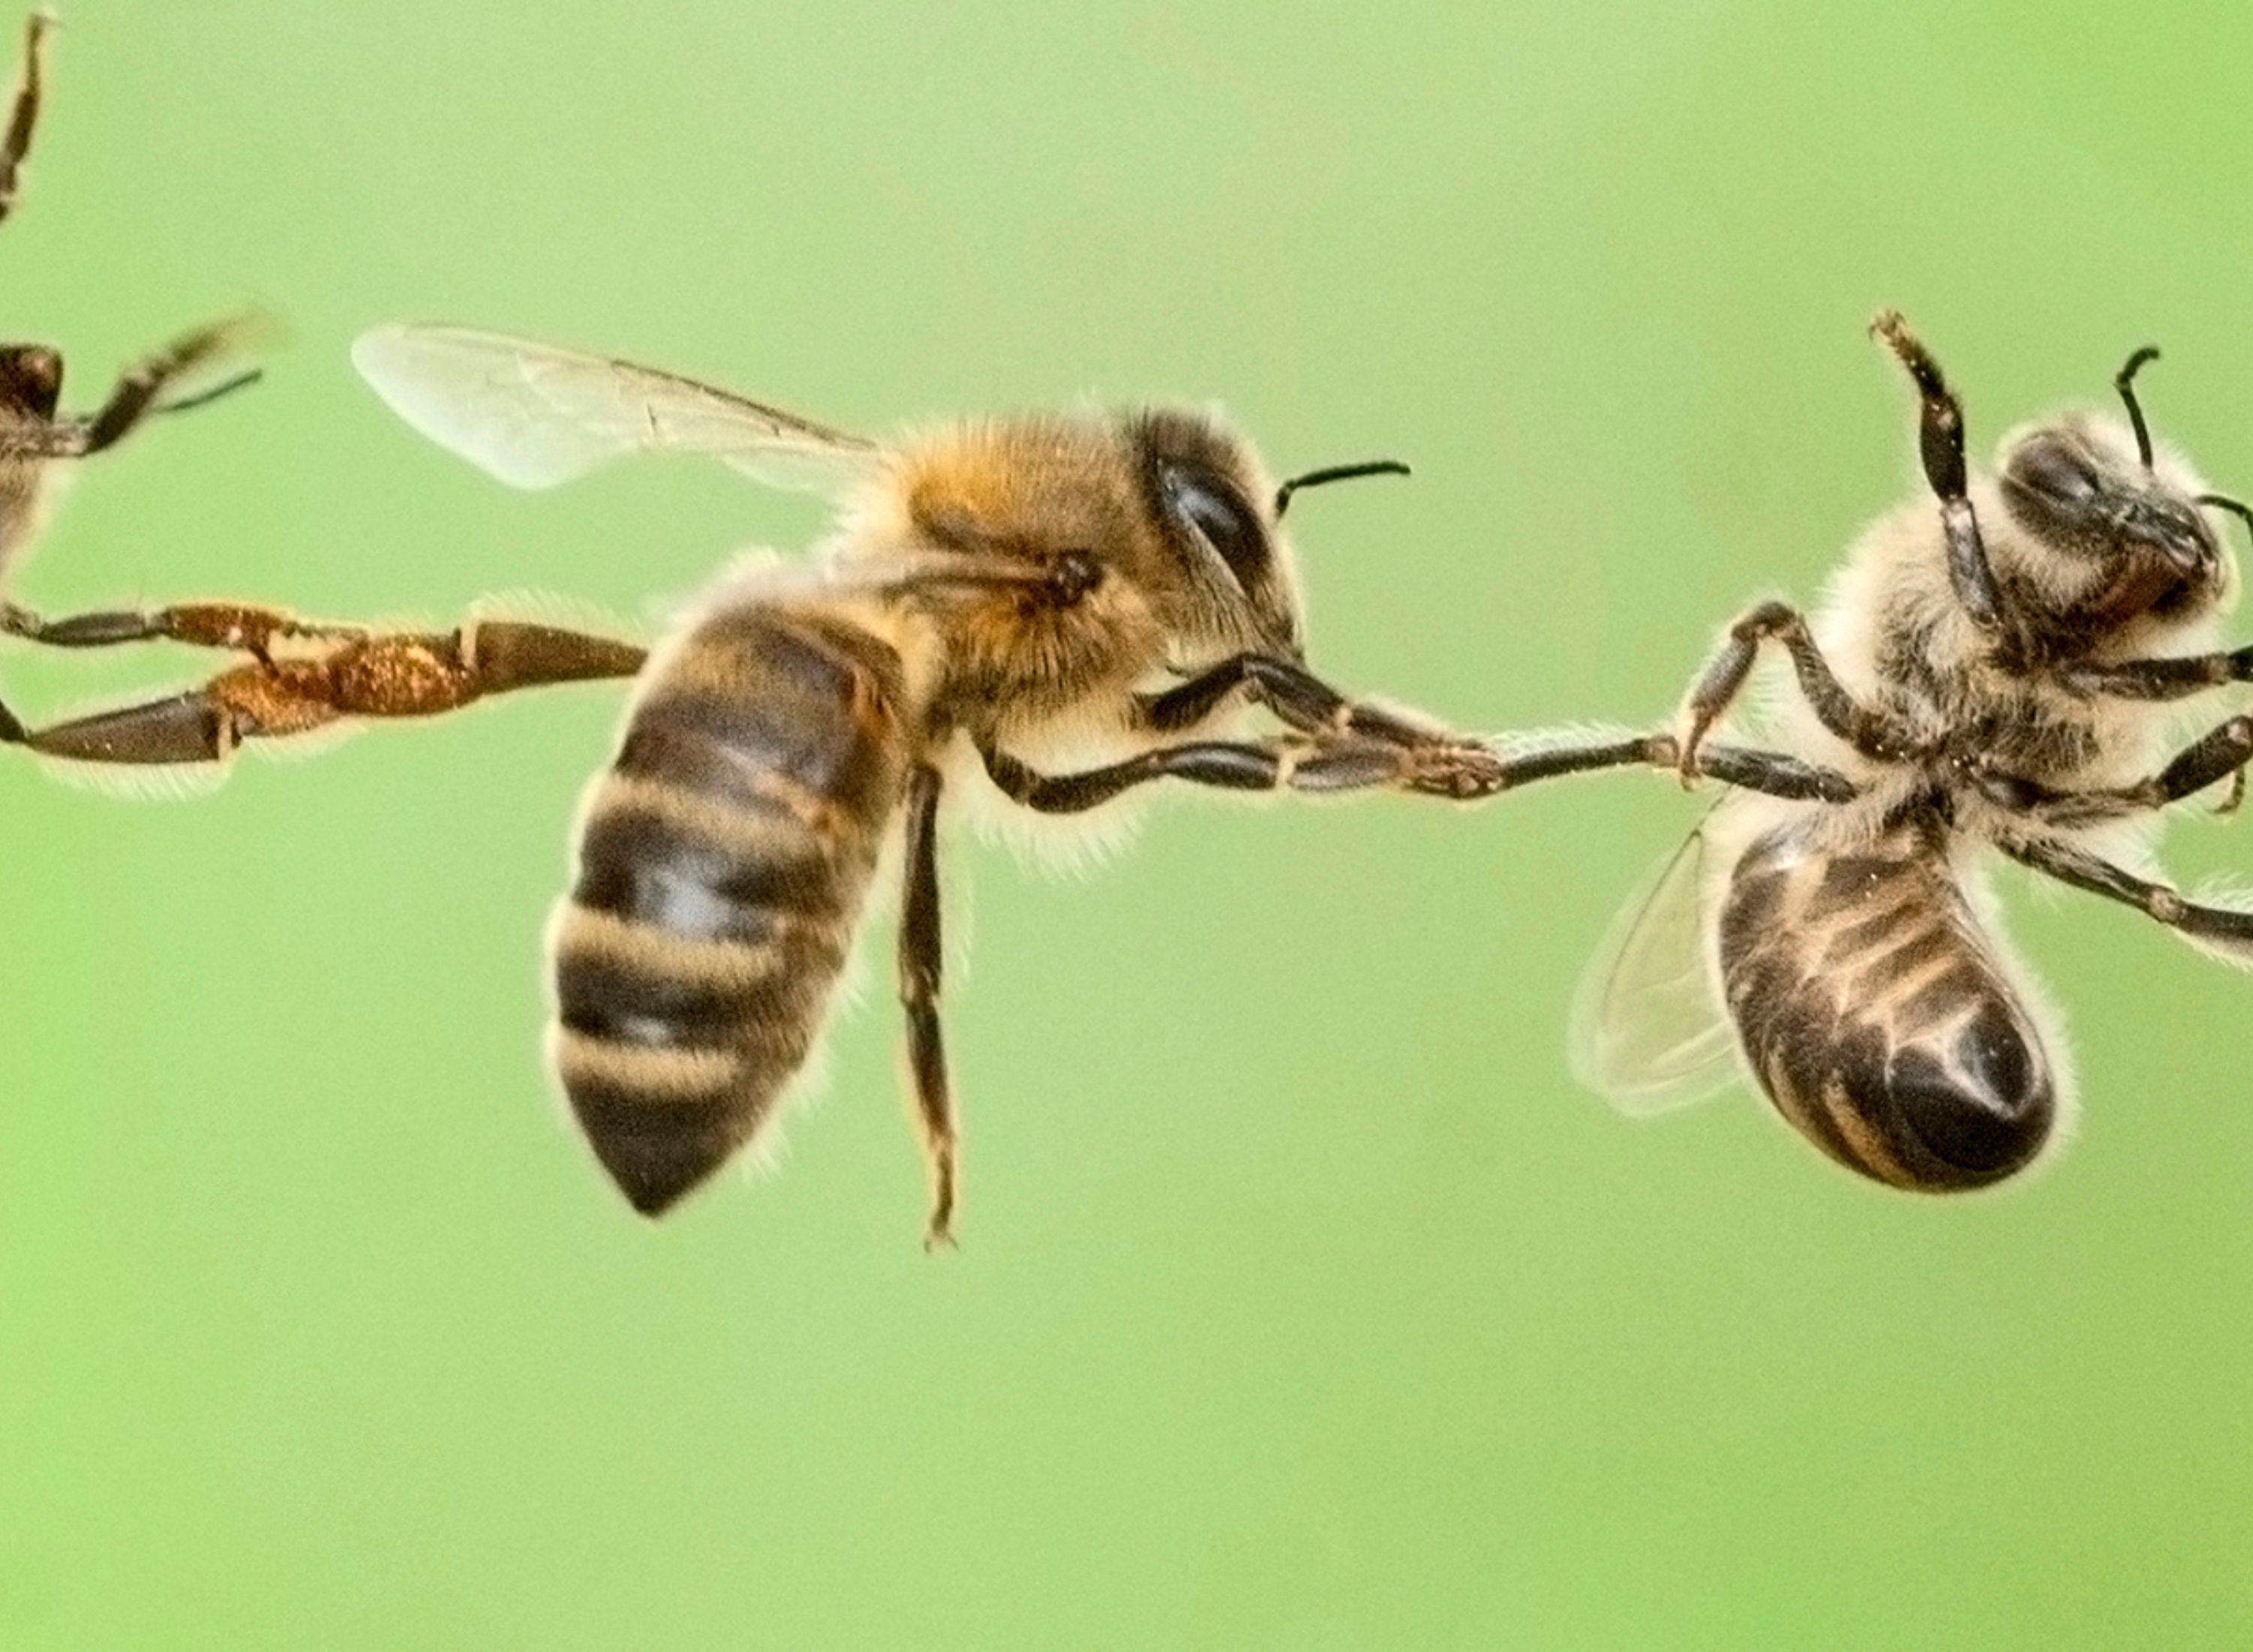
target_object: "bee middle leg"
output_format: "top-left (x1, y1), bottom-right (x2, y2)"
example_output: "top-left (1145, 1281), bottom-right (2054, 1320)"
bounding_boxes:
top-left (897, 762), bottom-right (958, 1250)
top-left (1677, 600), bottom-right (1911, 778)
top-left (1971, 714), bottom-right (2253, 826)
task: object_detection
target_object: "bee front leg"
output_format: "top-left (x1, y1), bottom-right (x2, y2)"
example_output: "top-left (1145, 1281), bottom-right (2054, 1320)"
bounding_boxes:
top-left (2058, 646), bottom-right (2253, 703)
top-left (1136, 652), bottom-right (1513, 798)
top-left (1676, 601), bottom-right (1909, 780)
top-left (897, 762), bottom-right (958, 1250)
top-left (1871, 309), bottom-right (2019, 652)
top-left (1137, 651), bottom-right (1467, 747)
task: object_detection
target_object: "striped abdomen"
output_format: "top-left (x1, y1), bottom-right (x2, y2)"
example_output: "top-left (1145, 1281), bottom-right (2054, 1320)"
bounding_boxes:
top-left (1717, 823), bottom-right (2055, 1190)
top-left (550, 603), bottom-right (910, 1215)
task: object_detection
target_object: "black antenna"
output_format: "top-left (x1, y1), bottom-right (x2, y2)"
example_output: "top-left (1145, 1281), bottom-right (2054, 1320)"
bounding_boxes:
top-left (153, 367), bottom-right (263, 418)
top-left (2197, 493), bottom-right (2253, 538)
top-left (2115, 345), bottom-right (2161, 469)
top-left (1273, 459), bottom-right (1410, 520)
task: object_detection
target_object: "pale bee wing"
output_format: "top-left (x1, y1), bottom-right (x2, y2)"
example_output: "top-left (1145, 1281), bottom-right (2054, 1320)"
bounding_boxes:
top-left (1567, 820), bottom-right (1741, 1115)
top-left (350, 324), bottom-right (882, 494)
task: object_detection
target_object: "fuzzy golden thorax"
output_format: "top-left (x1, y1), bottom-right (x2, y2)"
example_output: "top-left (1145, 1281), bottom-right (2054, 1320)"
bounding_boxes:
top-left (867, 407), bottom-right (1306, 734)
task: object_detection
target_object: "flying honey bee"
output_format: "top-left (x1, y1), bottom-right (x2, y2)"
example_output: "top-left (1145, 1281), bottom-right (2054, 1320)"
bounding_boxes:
top-left (0, 7), bottom-right (265, 711)
top-left (7, 323), bottom-right (1512, 1242)
top-left (1506, 310), bottom-right (2253, 1192)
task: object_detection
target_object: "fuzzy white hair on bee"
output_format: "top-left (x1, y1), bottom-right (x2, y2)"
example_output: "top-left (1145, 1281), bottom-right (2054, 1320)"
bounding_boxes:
top-left (1543, 312), bottom-right (2253, 1200)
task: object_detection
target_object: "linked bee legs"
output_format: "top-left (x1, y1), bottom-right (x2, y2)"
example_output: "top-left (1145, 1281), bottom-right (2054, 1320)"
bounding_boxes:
top-left (0, 612), bottom-right (646, 761)
top-left (897, 762), bottom-right (958, 1251)
top-left (1998, 833), bottom-right (2253, 961)
top-left (985, 727), bottom-right (1856, 813)
top-left (1871, 309), bottom-right (2014, 647)
top-left (1488, 729), bottom-right (1858, 801)
top-left (1677, 599), bottom-right (1914, 778)
top-left (982, 727), bottom-right (1505, 809)
top-left (0, 10), bottom-right (51, 225)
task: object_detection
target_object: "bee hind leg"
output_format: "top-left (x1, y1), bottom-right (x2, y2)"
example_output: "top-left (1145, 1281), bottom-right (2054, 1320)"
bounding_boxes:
top-left (0, 615), bottom-right (646, 767)
top-left (1, 665), bottom-right (337, 767)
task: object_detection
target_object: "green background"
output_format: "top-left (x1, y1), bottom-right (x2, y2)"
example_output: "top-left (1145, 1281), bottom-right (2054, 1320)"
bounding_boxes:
top-left (4, 1), bottom-right (2250, 1644)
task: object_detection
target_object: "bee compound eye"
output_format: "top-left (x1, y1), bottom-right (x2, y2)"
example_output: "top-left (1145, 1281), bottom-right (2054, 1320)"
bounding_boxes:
top-left (2008, 438), bottom-right (2101, 508)
top-left (1161, 463), bottom-right (1269, 591)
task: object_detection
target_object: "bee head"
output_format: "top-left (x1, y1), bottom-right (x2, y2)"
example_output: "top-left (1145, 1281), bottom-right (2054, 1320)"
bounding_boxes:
top-left (1130, 408), bottom-right (1307, 661)
top-left (1996, 348), bottom-right (2237, 632)
top-left (0, 343), bottom-right (62, 419)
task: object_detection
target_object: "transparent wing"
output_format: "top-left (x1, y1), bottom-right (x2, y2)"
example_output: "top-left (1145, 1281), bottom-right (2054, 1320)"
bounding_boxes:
top-left (1567, 821), bottom-right (1741, 1115)
top-left (351, 324), bottom-right (882, 494)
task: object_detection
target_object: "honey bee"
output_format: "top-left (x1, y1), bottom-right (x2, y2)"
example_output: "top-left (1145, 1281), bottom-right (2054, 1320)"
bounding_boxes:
top-left (1510, 312), bottom-right (2253, 1191)
top-left (10, 323), bottom-right (1509, 1241)
top-left (0, 8), bottom-right (264, 708)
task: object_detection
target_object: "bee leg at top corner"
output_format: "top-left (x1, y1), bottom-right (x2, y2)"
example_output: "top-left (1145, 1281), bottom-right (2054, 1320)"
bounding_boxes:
top-left (897, 761), bottom-right (958, 1251)
top-left (0, 10), bottom-right (53, 227)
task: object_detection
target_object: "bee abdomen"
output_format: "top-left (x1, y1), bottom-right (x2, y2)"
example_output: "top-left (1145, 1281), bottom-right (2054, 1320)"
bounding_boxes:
top-left (1719, 831), bottom-right (2055, 1191)
top-left (549, 606), bottom-right (909, 1216)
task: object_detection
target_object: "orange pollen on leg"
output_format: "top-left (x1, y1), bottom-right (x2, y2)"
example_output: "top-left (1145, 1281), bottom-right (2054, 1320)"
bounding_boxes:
top-left (325, 636), bottom-right (476, 718)
top-left (210, 661), bottom-right (343, 739)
